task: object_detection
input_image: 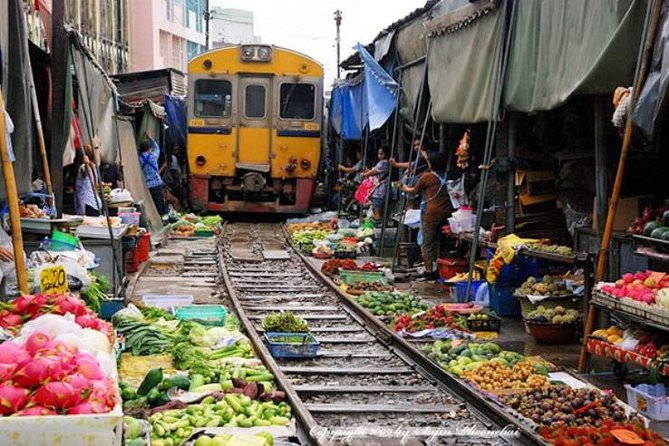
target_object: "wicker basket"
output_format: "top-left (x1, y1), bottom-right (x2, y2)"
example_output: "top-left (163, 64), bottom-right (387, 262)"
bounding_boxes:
top-left (525, 320), bottom-right (577, 344)
top-left (516, 294), bottom-right (582, 317)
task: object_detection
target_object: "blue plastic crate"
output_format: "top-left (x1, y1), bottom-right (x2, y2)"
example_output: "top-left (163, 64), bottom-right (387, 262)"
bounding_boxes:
top-left (99, 299), bottom-right (125, 320)
top-left (454, 281), bottom-right (485, 303)
top-left (486, 249), bottom-right (540, 282)
top-left (176, 305), bottom-right (227, 326)
top-left (264, 332), bottom-right (319, 359)
top-left (489, 282), bottom-right (522, 316)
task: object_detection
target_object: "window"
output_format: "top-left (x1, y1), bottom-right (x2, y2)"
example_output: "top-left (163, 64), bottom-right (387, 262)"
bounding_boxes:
top-left (194, 80), bottom-right (232, 118)
top-left (280, 83), bottom-right (315, 120)
top-left (166, 0), bottom-right (174, 21)
top-left (244, 85), bottom-right (266, 118)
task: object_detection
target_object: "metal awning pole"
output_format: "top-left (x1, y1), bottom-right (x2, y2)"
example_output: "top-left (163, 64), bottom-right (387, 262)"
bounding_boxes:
top-left (579, 0), bottom-right (661, 372)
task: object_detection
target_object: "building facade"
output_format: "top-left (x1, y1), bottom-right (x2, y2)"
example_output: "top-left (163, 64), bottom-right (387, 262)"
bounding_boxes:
top-left (128, 0), bottom-right (206, 73)
top-left (210, 7), bottom-right (259, 48)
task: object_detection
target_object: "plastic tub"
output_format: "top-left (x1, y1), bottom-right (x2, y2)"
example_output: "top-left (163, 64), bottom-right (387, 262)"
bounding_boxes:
top-left (625, 383), bottom-right (669, 421)
top-left (50, 239), bottom-right (79, 252)
top-left (454, 280), bottom-right (485, 303)
top-left (99, 299), bottom-right (125, 320)
top-left (142, 294), bottom-right (194, 311)
top-left (489, 281), bottom-right (523, 316)
top-left (437, 257), bottom-right (468, 280)
top-left (176, 305), bottom-right (227, 326)
top-left (119, 212), bottom-right (141, 226)
top-left (264, 332), bottom-right (319, 359)
top-left (339, 270), bottom-right (388, 285)
top-left (51, 230), bottom-right (79, 246)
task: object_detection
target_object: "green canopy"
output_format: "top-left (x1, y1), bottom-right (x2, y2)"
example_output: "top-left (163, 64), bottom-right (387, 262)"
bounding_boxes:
top-left (504, 0), bottom-right (645, 112)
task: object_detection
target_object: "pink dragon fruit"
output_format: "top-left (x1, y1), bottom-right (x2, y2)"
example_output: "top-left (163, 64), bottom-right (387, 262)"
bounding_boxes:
top-left (0, 342), bottom-right (31, 368)
top-left (75, 353), bottom-right (105, 380)
top-left (53, 294), bottom-right (87, 316)
top-left (0, 311), bottom-right (23, 328)
top-left (32, 381), bottom-right (77, 410)
top-left (12, 357), bottom-right (59, 389)
top-left (14, 405), bottom-right (57, 416)
top-left (0, 384), bottom-right (30, 415)
top-left (0, 363), bottom-right (16, 381)
top-left (24, 332), bottom-right (52, 356)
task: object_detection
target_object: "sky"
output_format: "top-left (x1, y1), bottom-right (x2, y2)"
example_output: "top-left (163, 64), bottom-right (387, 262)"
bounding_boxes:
top-left (211, 0), bottom-right (427, 87)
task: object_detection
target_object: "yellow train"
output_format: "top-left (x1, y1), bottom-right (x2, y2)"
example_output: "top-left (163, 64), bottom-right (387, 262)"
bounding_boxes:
top-left (187, 44), bottom-right (324, 213)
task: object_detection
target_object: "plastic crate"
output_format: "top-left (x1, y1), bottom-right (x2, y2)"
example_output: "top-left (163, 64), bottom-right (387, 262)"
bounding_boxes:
top-left (454, 280), bottom-right (485, 303)
top-left (465, 313), bottom-right (501, 332)
top-left (142, 294), bottom-right (194, 311)
top-left (489, 282), bottom-right (523, 316)
top-left (487, 249), bottom-right (540, 283)
top-left (99, 299), bottom-right (125, 320)
top-left (625, 383), bottom-right (669, 421)
top-left (339, 270), bottom-right (388, 285)
top-left (264, 332), bottom-right (319, 359)
top-left (195, 229), bottom-right (215, 237)
top-left (176, 305), bottom-right (227, 326)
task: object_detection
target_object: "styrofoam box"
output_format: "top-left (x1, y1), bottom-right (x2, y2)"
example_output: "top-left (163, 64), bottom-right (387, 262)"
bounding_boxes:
top-left (0, 404), bottom-right (122, 446)
top-left (625, 383), bottom-right (669, 421)
top-left (142, 294), bottom-right (194, 311)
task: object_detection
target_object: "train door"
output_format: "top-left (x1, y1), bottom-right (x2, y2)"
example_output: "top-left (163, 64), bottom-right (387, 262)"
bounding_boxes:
top-left (236, 76), bottom-right (272, 169)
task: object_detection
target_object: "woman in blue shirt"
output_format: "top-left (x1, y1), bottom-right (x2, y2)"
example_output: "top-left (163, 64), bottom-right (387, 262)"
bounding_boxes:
top-left (139, 129), bottom-right (168, 215)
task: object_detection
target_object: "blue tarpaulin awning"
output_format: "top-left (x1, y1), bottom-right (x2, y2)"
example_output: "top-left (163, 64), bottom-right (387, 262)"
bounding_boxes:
top-left (330, 43), bottom-right (398, 140)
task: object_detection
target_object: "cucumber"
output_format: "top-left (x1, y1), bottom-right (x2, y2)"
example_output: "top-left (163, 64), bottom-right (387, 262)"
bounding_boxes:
top-left (137, 368), bottom-right (163, 396)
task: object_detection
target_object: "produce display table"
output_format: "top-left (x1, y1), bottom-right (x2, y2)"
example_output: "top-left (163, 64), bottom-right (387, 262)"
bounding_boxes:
top-left (586, 337), bottom-right (669, 376)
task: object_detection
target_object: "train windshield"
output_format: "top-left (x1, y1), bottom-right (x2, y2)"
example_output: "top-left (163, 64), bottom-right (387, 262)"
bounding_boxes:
top-left (244, 85), bottom-right (266, 118)
top-left (194, 80), bottom-right (232, 118)
top-left (280, 83), bottom-right (315, 120)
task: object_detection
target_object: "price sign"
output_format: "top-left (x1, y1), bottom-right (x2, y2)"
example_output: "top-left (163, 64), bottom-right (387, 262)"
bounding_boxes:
top-left (39, 265), bottom-right (68, 294)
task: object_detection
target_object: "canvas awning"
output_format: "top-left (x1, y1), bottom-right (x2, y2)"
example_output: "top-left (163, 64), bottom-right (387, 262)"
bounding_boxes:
top-left (427, 0), bottom-right (504, 123)
top-left (504, 0), bottom-right (645, 113)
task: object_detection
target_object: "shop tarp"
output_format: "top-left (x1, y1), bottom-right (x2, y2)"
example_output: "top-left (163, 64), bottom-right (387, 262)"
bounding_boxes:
top-left (329, 80), bottom-right (366, 140)
top-left (116, 117), bottom-right (164, 240)
top-left (164, 95), bottom-right (187, 150)
top-left (427, 0), bottom-right (505, 123)
top-left (0, 0), bottom-right (34, 198)
top-left (634, 0), bottom-right (669, 140)
top-left (504, 0), bottom-right (645, 113)
top-left (355, 43), bottom-right (399, 131)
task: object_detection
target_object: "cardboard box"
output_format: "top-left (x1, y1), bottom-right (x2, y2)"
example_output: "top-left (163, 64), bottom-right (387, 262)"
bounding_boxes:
top-left (593, 196), bottom-right (640, 232)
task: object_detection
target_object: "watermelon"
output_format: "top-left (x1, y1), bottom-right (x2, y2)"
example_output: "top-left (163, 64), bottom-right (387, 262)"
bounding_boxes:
top-left (644, 221), bottom-right (660, 236)
top-left (651, 227), bottom-right (667, 239)
top-left (663, 210), bottom-right (669, 227)
top-left (662, 230), bottom-right (669, 241)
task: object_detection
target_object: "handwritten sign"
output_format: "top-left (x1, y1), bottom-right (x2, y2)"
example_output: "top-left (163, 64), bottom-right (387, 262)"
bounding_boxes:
top-left (39, 265), bottom-right (68, 294)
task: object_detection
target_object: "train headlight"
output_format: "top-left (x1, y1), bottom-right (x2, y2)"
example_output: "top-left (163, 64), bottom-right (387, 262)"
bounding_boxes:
top-left (196, 155), bottom-right (206, 166)
top-left (300, 159), bottom-right (311, 170)
top-left (257, 46), bottom-right (272, 61)
top-left (240, 45), bottom-right (273, 63)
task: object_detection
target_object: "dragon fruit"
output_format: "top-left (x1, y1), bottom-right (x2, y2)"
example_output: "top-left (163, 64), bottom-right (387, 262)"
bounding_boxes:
top-left (12, 357), bottom-right (59, 389)
top-left (53, 295), bottom-right (88, 317)
top-left (14, 406), bottom-right (57, 416)
top-left (24, 332), bottom-right (52, 356)
top-left (0, 384), bottom-right (30, 415)
top-left (32, 381), bottom-right (78, 410)
top-left (67, 401), bottom-right (103, 415)
top-left (0, 311), bottom-right (23, 328)
top-left (0, 363), bottom-right (16, 381)
top-left (0, 342), bottom-right (31, 369)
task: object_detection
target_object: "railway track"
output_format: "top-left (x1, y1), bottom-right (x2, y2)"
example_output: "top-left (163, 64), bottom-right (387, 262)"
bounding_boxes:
top-left (218, 222), bottom-right (545, 446)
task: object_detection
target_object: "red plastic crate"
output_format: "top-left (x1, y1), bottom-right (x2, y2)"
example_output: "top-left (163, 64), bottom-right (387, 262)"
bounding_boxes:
top-left (137, 232), bottom-right (151, 263)
top-left (125, 248), bottom-right (139, 273)
top-left (437, 257), bottom-right (468, 280)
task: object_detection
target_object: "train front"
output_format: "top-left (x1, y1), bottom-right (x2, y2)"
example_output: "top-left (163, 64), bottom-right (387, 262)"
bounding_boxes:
top-left (187, 45), bottom-right (324, 213)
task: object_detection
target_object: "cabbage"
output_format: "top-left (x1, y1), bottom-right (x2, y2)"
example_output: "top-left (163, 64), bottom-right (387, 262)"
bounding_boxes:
top-left (657, 288), bottom-right (669, 309)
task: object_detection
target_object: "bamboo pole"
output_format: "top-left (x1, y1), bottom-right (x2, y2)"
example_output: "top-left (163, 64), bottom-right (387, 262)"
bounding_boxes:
top-left (0, 89), bottom-right (29, 295)
top-left (578, 0), bottom-right (662, 372)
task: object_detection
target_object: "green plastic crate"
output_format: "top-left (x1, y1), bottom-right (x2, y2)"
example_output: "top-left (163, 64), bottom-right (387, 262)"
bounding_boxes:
top-left (176, 305), bottom-right (227, 326)
top-left (339, 270), bottom-right (388, 285)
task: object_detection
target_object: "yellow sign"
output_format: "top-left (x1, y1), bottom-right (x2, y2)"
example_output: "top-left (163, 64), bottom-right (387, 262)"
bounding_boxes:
top-left (189, 119), bottom-right (205, 127)
top-left (303, 123), bottom-right (320, 131)
top-left (39, 265), bottom-right (68, 294)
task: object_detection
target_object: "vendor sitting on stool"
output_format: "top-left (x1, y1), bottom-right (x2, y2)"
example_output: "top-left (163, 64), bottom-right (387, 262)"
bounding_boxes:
top-left (401, 151), bottom-right (454, 280)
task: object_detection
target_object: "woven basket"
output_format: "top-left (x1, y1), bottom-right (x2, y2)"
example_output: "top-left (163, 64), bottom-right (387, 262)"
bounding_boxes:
top-left (525, 321), bottom-right (577, 344)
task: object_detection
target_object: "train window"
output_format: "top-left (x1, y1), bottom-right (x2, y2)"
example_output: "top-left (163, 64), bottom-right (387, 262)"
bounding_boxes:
top-left (280, 83), bottom-right (315, 120)
top-left (244, 85), bottom-right (266, 118)
top-left (194, 80), bottom-right (232, 118)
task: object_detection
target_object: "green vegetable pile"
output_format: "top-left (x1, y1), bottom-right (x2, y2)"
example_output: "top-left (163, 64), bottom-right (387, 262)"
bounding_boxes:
top-left (149, 395), bottom-right (291, 446)
top-left (172, 340), bottom-right (255, 379)
top-left (121, 368), bottom-right (191, 410)
top-left (114, 315), bottom-right (176, 355)
top-left (188, 361), bottom-right (275, 390)
top-left (81, 271), bottom-right (113, 315)
top-left (353, 291), bottom-right (431, 318)
top-left (262, 311), bottom-right (309, 333)
top-left (290, 229), bottom-right (330, 253)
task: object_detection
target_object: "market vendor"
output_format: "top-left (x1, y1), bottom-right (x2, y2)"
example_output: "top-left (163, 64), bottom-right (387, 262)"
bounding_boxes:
top-left (74, 137), bottom-right (102, 217)
top-left (391, 139), bottom-right (433, 208)
top-left (401, 151), bottom-right (454, 280)
top-left (361, 147), bottom-right (389, 222)
top-left (138, 129), bottom-right (168, 215)
top-left (338, 146), bottom-right (363, 183)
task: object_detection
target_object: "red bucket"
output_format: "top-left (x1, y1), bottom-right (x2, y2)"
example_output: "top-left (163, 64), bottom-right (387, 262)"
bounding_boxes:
top-left (437, 257), bottom-right (468, 280)
top-left (137, 233), bottom-right (151, 263)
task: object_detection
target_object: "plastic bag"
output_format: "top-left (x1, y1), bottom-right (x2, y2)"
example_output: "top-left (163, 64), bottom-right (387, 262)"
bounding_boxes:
top-left (31, 255), bottom-right (92, 290)
top-left (447, 177), bottom-right (467, 209)
top-left (354, 177), bottom-right (378, 204)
